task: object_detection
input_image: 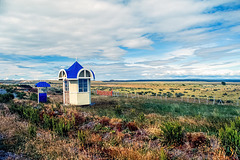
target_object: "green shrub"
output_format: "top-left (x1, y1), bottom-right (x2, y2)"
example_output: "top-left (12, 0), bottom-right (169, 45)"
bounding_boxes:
top-left (94, 124), bottom-right (103, 132)
top-left (16, 91), bottom-right (26, 99)
top-left (23, 107), bottom-right (40, 124)
top-left (175, 92), bottom-right (184, 97)
top-left (160, 148), bottom-right (168, 160)
top-left (160, 122), bottom-right (184, 146)
top-left (137, 112), bottom-right (145, 123)
top-left (9, 103), bottom-right (40, 124)
top-left (114, 105), bottom-right (122, 116)
top-left (78, 130), bottom-right (88, 147)
top-left (28, 125), bottom-right (37, 137)
top-left (0, 93), bottom-right (14, 103)
top-left (30, 93), bottom-right (38, 101)
top-left (221, 81), bottom-right (226, 85)
top-left (43, 114), bottom-right (51, 129)
top-left (219, 118), bottom-right (240, 158)
top-left (54, 118), bottom-right (73, 136)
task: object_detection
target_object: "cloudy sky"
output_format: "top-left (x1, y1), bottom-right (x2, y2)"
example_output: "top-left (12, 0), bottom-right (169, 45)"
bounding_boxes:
top-left (0, 0), bottom-right (240, 80)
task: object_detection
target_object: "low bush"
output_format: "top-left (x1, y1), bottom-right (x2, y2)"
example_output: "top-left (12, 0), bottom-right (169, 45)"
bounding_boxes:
top-left (160, 122), bottom-right (184, 146)
top-left (126, 122), bottom-right (138, 131)
top-left (78, 130), bottom-right (88, 147)
top-left (54, 118), bottom-right (74, 136)
top-left (10, 102), bottom-right (75, 137)
top-left (136, 112), bottom-right (145, 123)
top-left (28, 125), bottom-right (37, 137)
top-left (30, 93), bottom-right (38, 102)
top-left (16, 91), bottom-right (26, 99)
top-left (9, 103), bottom-right (40, 124)
top-left (219, 117), bottom-right (240, 158)
top-left (0, 93), bottom-right (14, 103)
top-left (175, 92), bottom-right (184, 97)
top-left (186, 132), bottom-right (209, 148)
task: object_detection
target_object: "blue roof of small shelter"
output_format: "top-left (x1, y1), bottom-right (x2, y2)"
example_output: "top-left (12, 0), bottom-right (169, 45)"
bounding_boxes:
top-left (61, 61), bottom-right (95, 80)
top-left (35, 82), bottom-right (51, 87)
top-left (65, 61), bottom-right (83, 79)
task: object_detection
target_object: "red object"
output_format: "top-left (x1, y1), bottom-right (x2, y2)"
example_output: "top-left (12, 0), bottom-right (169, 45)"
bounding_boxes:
top-left (97, 89), bottom-right (113, 96)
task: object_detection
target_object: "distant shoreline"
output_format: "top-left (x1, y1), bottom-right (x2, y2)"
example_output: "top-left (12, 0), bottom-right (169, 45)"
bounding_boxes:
top-left (103, 79), bottom-right (240, 82)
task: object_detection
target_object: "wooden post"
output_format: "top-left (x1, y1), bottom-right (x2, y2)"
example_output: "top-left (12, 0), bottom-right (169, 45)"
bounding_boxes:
top-left (213, 96), bottom-right (215, 105)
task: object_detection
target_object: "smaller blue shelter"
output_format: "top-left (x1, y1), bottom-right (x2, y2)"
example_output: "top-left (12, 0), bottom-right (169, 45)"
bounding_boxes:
top-left (35, 82), bottom-right (51, 103)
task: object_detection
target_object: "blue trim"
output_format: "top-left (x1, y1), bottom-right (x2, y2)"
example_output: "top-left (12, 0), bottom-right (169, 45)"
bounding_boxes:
top-left (90, 69), bottom-right (95, 80)
top-left (35, 82), bottom-right (51, 87)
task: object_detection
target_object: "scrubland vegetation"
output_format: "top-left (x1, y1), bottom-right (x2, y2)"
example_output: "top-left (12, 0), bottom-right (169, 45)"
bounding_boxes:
top-left (0, 82), bottom-right (240, 159)
top-left (92, 81), bottom-right (240, 105)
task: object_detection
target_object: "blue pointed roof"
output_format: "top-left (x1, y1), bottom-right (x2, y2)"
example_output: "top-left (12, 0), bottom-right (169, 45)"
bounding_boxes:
top-left (35, 82), bottom-right (51, 87)
top-left (65, 61), bottom-right (83, 79)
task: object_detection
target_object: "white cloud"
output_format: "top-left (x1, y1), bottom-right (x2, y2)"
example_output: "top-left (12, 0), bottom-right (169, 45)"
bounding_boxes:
top-left (120, 37), bottom-right (153, 49)
top-left (0, 0), bottom-right (236, 58)
top-left (0, 0), bottom-right (240, 79)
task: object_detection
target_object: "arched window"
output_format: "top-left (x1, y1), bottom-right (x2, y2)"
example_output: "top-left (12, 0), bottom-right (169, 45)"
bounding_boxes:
top-left (79, 71), bottom-right (84, 77)
top-left (86, 70), bottom-right (91, 77)
top-left (59, 70), bottom-right (66, 80)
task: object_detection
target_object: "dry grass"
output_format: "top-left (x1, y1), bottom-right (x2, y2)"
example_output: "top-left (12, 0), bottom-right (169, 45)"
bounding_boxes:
top-left (0, 98), bottom-right (234, 160)
top-left (0, 103), bottom-right (28, 139)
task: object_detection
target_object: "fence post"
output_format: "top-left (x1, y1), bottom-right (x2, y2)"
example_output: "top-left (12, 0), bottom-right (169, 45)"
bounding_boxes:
top-left (237, 99), bottom-right (239, 106)
top-left (181, 96), bottom-right (183, 101)
top-left (198, 97), bottom-right (200, 104)
top-left (187, 96), bottom-right (189, 102)
top-left (206, 97), bottom-right (208, 105)
top-left (213, 96), bottom-right (215, 105)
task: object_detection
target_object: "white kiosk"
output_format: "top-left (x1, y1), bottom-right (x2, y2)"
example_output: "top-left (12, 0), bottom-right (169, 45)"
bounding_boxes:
top-left (58, 61), bottom-right (95, 105)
